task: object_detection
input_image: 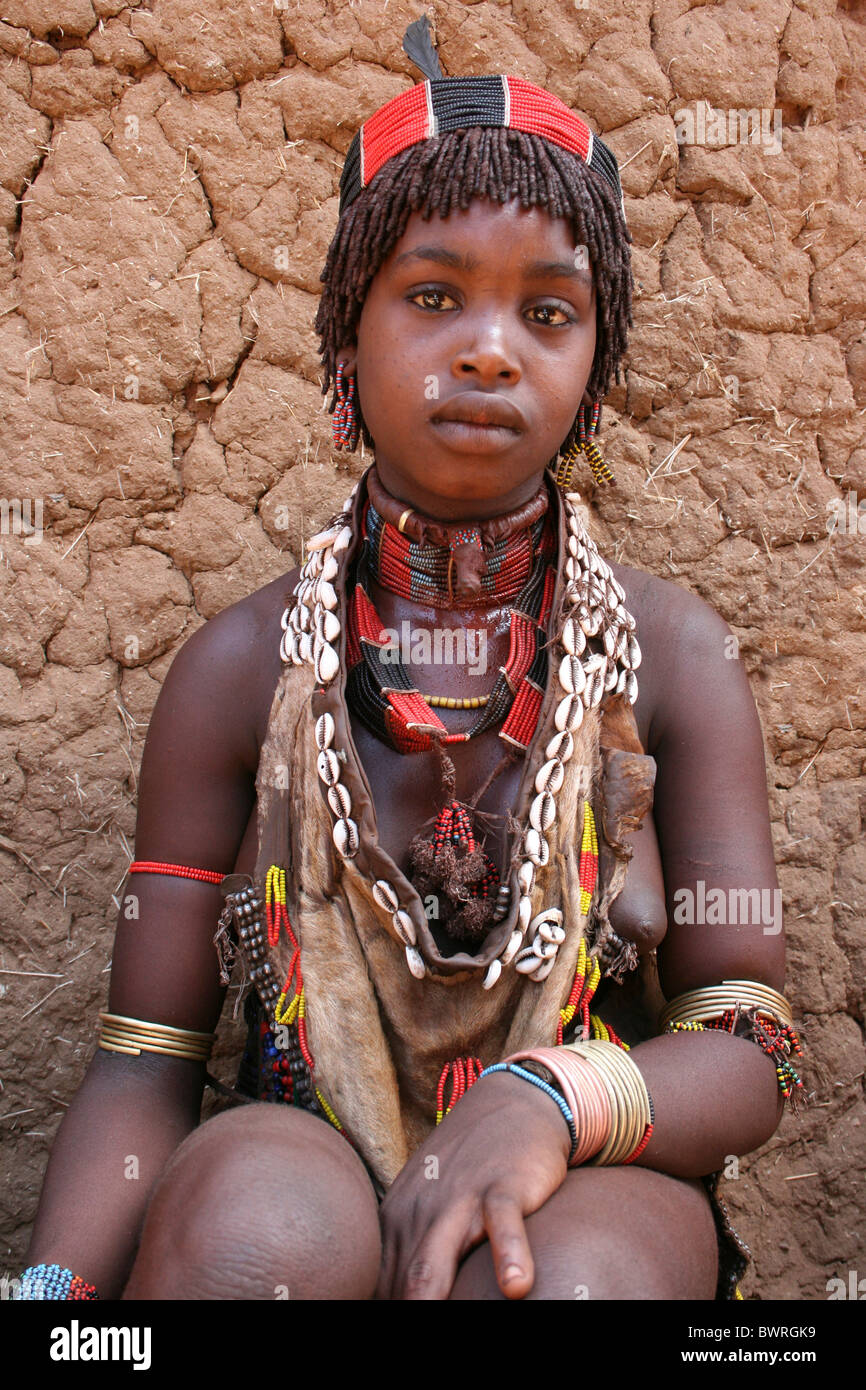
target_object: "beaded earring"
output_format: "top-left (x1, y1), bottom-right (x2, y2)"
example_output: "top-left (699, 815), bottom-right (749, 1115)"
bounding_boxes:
top-left (554, 400), bottom-right (615, 490)
top-left (332, 362), bottom-right (360, 452)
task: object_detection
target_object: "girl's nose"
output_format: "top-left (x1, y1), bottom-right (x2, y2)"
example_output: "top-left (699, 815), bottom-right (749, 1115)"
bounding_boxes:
top-left (451, 320), bottom-right (521, 384)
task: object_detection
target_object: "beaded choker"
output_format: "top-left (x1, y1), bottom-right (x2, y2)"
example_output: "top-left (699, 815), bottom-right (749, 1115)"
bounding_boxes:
top-left (346, 500), bottom-right (557, 756)
top-left (364, 466), bottom-right (549, 607)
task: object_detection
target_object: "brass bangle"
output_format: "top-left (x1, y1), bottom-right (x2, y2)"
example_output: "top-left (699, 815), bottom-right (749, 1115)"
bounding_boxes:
top-left (658, 980), bottom-right (793, 1033)
top-left (564, 1040), bottom-right (651, 1167)
top-left (98, 1012), bottom-right (215, 1063)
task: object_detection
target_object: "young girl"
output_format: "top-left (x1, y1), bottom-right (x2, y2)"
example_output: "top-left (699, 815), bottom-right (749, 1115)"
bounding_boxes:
top-left (18, 18), bottom-right (802, 1303)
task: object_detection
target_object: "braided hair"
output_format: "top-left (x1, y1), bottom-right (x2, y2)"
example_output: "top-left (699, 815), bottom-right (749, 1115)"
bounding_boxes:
top-left (315, 124), bottom-right (634, 462)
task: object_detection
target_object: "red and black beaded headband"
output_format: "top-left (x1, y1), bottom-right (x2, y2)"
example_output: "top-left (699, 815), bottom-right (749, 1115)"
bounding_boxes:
top-left (338, 16), bottom-right (626, 224)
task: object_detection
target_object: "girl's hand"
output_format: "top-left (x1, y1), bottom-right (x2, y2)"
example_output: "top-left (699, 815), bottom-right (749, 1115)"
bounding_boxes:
top-left (375, 1069), bottom-right (572, 1300)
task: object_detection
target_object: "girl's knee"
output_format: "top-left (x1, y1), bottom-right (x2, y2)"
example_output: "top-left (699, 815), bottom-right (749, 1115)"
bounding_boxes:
top-left (451, 1168), bottom-right (718, 1301)
top-left (124, 1103), bottom-right (381, 1300)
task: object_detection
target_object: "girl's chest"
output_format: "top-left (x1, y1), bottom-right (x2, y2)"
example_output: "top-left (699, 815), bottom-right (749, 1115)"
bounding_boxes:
top-left (348, 714), bottom-right (528, 878)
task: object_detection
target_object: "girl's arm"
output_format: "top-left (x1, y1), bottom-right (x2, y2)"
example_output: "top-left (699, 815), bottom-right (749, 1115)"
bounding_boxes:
top-left (629, 582), bottom-right (788, 1174)
top-left (378, 586), bottom-right (793, 1300)
top-left (20, 602), bottom-right (262, 1299)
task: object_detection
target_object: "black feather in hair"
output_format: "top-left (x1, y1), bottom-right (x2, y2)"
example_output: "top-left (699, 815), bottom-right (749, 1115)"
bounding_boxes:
top-left (402, 13), bottom-right (445, 81)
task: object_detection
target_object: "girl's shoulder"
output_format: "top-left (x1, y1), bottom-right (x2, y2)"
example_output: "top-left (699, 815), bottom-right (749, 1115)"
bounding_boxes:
top-left (159, 566), bottom-right (301, 777)
top-left (608, 561), bottom-right (739, 757)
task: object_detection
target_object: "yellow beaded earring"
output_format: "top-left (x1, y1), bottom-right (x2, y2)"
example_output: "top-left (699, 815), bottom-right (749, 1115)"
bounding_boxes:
top-left (554, 400), bottom-right (615, 490)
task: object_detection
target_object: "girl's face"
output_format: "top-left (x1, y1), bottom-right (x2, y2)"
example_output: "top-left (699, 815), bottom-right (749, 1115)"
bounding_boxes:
top-left (342, 196), bottom-right (597, 519)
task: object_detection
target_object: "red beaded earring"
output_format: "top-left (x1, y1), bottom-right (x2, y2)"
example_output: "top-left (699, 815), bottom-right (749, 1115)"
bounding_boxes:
top-left (332, 362), bottom-right (360, 452)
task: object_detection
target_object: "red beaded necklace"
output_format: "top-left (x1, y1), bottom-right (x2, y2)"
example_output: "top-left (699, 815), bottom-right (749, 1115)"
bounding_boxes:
top-left (343, 473), bottom-right (559, 944)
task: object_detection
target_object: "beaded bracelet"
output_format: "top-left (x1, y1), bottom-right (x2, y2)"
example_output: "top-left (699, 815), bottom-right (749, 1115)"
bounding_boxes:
top-left (479, 1062), bottom-right (579, 1164)
top-left (14, 1264), bottom-right (99, 1300)
top-left (659, 981), bottom-right (804, 1105)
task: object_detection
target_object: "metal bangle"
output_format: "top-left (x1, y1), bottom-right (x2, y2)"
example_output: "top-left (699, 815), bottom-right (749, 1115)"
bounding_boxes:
top-left (658, 980), bottom-right (793, 1033)
top-left (98, 1011), bottom-right (215, 1062)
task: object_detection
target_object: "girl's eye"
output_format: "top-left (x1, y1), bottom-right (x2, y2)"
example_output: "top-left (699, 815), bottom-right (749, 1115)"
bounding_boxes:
top-left (526, 304), bottom-right (573, 326)
top-left (409, 289), bottom-right (458, 311)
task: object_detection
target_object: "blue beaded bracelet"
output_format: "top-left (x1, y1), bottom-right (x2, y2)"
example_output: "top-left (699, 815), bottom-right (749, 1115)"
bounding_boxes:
top-left (480, 1062), bottom-right (579, 1164)
top-left (13, 1263), bottom-right (99, 1300)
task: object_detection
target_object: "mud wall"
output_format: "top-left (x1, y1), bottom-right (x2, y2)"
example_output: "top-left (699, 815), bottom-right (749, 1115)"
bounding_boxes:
top-left (0, 0), bottom-right (864, 1300)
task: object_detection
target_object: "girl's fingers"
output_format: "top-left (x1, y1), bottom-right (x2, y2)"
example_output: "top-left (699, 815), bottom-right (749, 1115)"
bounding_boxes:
top-left (395, 1201), bottom-right (480, 1301)
top-left (375, 1215), bottom-right (403, 1301)
top-left (482, 1189), bottom-right (536, 1300)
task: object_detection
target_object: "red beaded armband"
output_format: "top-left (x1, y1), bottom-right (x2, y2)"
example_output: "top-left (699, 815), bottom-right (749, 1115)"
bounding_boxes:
top-left (128, 860), bottom-right (225, 885)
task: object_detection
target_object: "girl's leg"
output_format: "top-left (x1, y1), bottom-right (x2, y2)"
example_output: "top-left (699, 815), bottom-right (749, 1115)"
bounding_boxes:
top-left (122, 1104), bottom-right (381, 1300)
top-left (449, 1165), bottom-right (719, 1300)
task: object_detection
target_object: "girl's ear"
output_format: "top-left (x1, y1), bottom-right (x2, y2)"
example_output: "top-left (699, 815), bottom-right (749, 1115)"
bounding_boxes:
top-left (336, 346), bottom-right (358, 376)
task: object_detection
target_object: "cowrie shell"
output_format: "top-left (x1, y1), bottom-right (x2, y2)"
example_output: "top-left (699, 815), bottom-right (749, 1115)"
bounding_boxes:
top-left (482, 959), bottom-right (502, 990)
top-left (545, 730), bottom-right (574, 763)
top-left (616, 667), bottom-right (627, 695)
top-left (320, 554), bottom-right (339, 582)
top-left (290, 635), bottom-right (303, 666)
top-left (317, 749), bottom-right (340, 785)
top-left (529, 956), bottom-right (557, 983)
top-left (327, 782), bottom-right (351, 818)
top-left (555, 693), bottom-right (584, 733)
top-left (529, 791), bottom-right (555, 833)
top-left (564, 556), bottom-right (576, 581)
top-left (321, 610), bottom-right (341, 644)
top-left (531, 938), bottom-right (558, 960)
top-left (307, 528), bottom-right (337, 552)
top-left (332, 526), bottom-right (353, 554)
top-left (604, 662), bottom-right (619, 692)
top-left (392, 909), bottom-right (416, 947)
top-left (561, 618), bottom-right (586, 658)
top-left (405, 945), bottom-right (426, 980)
top-left (525, 830), bottom-right (550, 868)
top-left (333, 817), bottom-right (359, 857)
top-left (318, 581), bottom-right (338, 612)
top-left (297, 603), bottom-right (311, 629)
top-left (515, 951), bottom-right (542, 974)
top-left (517, 861), bottom-right (534, 896)
top-left (518, 894), bottom-right (533, 929)
top-left (558, 655), bottom-right (587, 696)
top-left (280, 606), bottom-right (292, 632)
top-left (298, 631), bottom-right (313, 664)
top-left (315, 642), bottom-right (339, 684)
top-left (628, 634), bottom-right (641, 669)
top-left (315, 712), bottom-right (335, 750)
top-left (626, 670), bottom-right (638, 704)
top-left (538, 920), bottom-right (566, 944)
top-left (501, 930), bottom-right (524, 966)
top-left (279, 629), bottom-right (294, 664)
top-left (535, 758), bottom-right (564, 795)
top-left (372, 879), bottom-right (399, 914)
top-left (603, 625), bottom-right (617, 658)
top-left (584, 670), bottom-right (605, 709)
top-left (529, 907), bottom-right (563, 933)
top-left (567, 533), bottom-right (579, 557)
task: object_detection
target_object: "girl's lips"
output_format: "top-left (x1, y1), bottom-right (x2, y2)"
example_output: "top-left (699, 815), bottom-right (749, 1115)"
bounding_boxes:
top-left (430, 418), bottom-right (520, 452)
